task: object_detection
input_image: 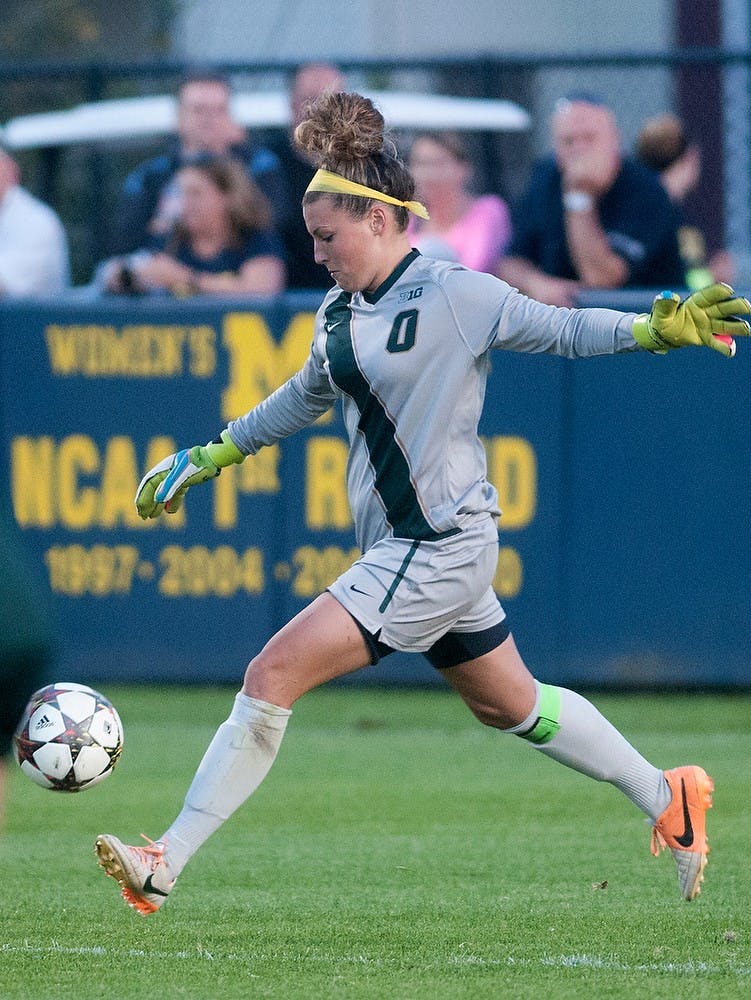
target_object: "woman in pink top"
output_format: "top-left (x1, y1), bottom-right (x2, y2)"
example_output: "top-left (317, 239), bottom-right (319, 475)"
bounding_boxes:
top-left (407, 130), bottom-right (512, 273)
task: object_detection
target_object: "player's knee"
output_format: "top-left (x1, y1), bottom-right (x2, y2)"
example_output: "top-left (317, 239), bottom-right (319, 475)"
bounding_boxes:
top-left (242, 647), bottom-right (286, 701)
top-left (465, 698), bottom-right (520, 730)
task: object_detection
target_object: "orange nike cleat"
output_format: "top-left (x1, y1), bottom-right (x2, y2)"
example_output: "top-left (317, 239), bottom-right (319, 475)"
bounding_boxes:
top-left (650, 765), bottom-right (714, 901)
top-left (95, 833), bottom-right (175, 915)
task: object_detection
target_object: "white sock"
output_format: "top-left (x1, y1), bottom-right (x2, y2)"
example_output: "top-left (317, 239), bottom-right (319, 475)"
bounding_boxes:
top-left (160, 692), bottom-right (291, 876)
top-left (508, 681), bottom-right (671, 821)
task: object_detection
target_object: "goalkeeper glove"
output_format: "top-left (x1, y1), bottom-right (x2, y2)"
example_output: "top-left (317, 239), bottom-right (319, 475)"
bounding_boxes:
top-left (632, 282), bottom-right (751, 357)
top-left (135, 429), bottom-right (245, 520)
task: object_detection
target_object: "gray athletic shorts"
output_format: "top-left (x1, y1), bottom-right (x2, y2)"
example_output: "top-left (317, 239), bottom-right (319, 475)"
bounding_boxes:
top-left (328, 516), bottom-right (508, 669)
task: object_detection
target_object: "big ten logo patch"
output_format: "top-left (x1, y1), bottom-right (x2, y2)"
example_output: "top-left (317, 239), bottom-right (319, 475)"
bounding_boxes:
top-left (398, 285), bottom-right (423, 303)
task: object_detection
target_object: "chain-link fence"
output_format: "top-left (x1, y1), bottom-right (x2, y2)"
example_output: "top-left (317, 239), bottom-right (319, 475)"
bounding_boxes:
top-left (1, 51), bottom-right (749, 284)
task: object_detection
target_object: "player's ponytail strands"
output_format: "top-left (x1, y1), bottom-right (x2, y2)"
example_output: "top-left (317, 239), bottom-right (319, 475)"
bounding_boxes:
top-left (306, 168), bottom-right (430, 219)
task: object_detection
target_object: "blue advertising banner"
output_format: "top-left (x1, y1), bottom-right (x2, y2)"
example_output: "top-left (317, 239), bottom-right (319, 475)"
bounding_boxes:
top-left (1, 292), bottom-right (749, 687)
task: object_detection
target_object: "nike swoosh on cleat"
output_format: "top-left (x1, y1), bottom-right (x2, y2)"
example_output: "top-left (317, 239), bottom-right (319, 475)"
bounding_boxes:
top-left (675, 778), bottom-right (694, 847)
top-left (143, 874), bottom-right (171, 897)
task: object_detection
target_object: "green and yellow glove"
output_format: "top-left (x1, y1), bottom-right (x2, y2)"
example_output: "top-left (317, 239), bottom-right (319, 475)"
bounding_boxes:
top-left (632, 282), bottom-right (751, 357)
top-left (135, 429), bottom-right (245, 519)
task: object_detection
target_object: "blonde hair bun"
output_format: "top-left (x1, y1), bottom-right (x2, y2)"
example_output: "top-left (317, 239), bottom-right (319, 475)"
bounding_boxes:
top-left (295, 92), bottom-right (393, 168)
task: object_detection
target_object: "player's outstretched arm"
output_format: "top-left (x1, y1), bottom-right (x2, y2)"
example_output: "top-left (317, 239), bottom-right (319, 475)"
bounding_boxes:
top-left (135, 430), bottom-right (245, 520)
top-left (632, 282), bottom-right (751, 356)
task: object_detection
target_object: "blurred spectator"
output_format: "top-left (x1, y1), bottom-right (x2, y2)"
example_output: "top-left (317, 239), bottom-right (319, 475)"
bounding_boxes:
top-left (267, 62), bottom-right (346, 290)
top-left (104, 157), bottom-right (286, 297)
top-left (635, 112), bottom-right (734, 290)
top-left (500, 95), bottom-right (684, 306)
top-left (407, 130), bottom-right (512, 273)
top-left (109, 70), bottom-right (285, 255)
top-left (0, 137), bottom-right (70, 297)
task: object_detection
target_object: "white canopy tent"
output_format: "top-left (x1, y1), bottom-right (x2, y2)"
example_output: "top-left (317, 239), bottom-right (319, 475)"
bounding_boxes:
top-left (2, 90), bottom-right (531, 149)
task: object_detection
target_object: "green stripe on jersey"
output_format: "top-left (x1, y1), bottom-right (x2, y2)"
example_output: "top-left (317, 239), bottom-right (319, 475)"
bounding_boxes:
top-left (324, 291), bottom-right (451, 541)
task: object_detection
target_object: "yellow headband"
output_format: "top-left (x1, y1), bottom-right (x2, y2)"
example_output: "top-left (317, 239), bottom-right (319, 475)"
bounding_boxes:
top-left (305, 168), bottom-right (430, 220)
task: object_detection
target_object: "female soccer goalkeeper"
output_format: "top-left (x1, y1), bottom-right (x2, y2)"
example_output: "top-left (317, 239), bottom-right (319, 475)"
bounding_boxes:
top-left (95, 91), bottom-right (749, 914)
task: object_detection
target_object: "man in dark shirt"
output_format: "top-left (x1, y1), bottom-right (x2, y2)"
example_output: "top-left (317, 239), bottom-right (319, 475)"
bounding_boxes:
top-left (500, 95), bottom-right (684, 306)
top-left (267, 62), bottom-right (346, 291)
top-left (110, 70), bottom-right (285, 255)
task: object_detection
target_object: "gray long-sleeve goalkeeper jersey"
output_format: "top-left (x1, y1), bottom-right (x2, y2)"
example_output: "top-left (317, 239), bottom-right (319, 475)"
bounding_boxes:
top-left (228, 250), bottom-right (641, 552)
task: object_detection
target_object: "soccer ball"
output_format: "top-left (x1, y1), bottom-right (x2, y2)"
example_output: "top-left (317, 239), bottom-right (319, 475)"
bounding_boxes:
top-left (13, 682), bottom-right (124, 792)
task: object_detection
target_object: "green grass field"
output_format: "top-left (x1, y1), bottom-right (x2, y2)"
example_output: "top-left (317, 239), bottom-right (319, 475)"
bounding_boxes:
top-left (1, 686), bottom-right (749, 999)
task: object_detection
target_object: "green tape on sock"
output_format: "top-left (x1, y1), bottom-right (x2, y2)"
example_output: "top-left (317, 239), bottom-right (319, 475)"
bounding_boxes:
top-left (518, 684), bottom-right (561, 745)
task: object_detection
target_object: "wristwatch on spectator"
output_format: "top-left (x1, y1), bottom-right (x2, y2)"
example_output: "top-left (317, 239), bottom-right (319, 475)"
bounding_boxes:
top-left (562, 190), bottom-right (595, 213)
